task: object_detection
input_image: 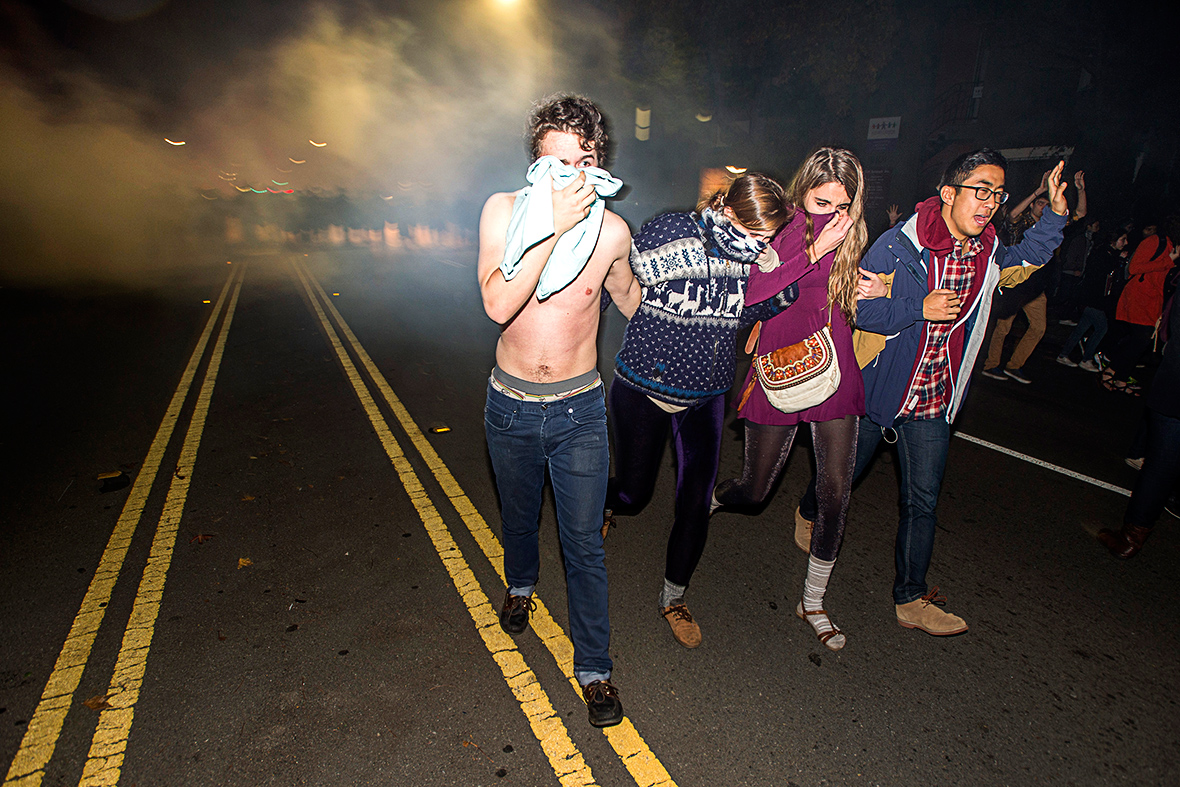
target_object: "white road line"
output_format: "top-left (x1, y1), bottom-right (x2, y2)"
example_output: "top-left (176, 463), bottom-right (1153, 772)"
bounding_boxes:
top-left (954, 431), bottom-right (1132, 497)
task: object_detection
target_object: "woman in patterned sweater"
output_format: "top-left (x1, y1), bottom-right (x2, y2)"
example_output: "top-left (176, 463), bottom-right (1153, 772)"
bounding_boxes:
top-left (606, 173), bottom-right (841, 648)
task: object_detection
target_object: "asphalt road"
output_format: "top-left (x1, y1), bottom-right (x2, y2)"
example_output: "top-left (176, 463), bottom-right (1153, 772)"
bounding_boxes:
top-left (1, 244), bottom-right (1176, 787)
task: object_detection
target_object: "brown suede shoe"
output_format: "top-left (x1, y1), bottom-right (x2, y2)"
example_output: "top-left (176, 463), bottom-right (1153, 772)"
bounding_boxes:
top-left (661, 603), bottom-right (702, 648)
top-left (601, 509), bottom-right (615, 542)
top-left (896, 587), bottom-right (968, 636)
top-left (1098, 524), bottom-right (1152, 558)
top-left (794, 507), bottom-right (813, 553)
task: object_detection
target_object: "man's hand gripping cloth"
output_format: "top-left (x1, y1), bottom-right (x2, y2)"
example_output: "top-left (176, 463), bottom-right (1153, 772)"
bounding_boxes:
top-left (500, 155), bottom-right (624, 300)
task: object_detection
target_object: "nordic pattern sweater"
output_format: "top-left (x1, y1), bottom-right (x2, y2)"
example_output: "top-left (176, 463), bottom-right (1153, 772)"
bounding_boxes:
top-left (614, 212), bottom-right (798, 407)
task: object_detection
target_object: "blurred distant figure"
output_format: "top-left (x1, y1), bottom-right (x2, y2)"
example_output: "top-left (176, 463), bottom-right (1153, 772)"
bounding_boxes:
top-left (477, 94), bottom-right (640, 728)
top-left (1101, 227), bottom-right (1178, 394)
top-left (1055, 211), bottom-right (1099, 325)
top-left (1098, 293), bottom-right (1180, 557)
top-left (983, 169), bottom-right (1086, 383)
top-left (1055, 228), bottom-right (1130, 370)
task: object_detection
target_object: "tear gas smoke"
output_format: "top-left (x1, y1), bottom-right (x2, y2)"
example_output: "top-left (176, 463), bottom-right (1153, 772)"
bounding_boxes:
top-left (0, 0), bottom-right (619, 287)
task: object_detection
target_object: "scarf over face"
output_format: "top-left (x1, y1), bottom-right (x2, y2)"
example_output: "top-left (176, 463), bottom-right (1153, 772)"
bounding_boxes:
top-left (698, 207), bottom-right (767, 264)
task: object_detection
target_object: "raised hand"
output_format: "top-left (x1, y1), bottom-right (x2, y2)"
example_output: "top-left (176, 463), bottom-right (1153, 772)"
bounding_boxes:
top-left (1038, 169), bottom-right (1051, 195)
top-left (552, 171), bottom-right (597, 236)
top-left (1073, 170), bottom-right (1086, 190)
top-left (923, 288), bottom-right (961, 321)
top-left (887, 204), bottom-right (901, 225)
top-left (1046, 160), bottom-right (1068, 216)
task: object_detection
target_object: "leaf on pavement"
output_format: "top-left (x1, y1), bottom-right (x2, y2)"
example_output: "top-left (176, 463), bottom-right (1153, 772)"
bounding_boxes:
top-left (190, 533), bottom-right (214, 545)
top-left (238, 557), bottom-right (253, 569)
top-left (83, 695), bottom-right (112, 711)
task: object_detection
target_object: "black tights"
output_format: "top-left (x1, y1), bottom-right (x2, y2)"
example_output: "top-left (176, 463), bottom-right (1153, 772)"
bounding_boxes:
top-left (714, 416), bottom-right (858, 561)
top-left (606, 382), bottom-right (725, 587)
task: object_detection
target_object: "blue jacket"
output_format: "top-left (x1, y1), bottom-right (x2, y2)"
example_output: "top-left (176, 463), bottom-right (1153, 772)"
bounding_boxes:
top-left (854, 206), bottom-right (1066, 426)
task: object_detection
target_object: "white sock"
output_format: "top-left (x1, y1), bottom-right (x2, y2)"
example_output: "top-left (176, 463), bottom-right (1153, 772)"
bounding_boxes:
top-left (660, 578), bottom-right (687, 610)
top-left (800, 555), bottom-right (845, 649)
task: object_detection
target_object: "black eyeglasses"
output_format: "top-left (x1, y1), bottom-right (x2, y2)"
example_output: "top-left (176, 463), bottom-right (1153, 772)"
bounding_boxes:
top-left (951, 184), bottom-right (1009, 204)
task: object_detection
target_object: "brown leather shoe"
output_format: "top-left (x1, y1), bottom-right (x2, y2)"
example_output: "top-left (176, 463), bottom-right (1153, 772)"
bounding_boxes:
top-left (582, 679), bottom-right (624, 727)
top-left (661, 603), bottom-right (702, 648)
top-left (1097, 524), bottom-right (1152, 558)
top-left (895, 587), bottom-right (968, 636)
top-left (794, 507), bottom-right (813, 553)
top-left (499, 591), bottom-right (536, 635)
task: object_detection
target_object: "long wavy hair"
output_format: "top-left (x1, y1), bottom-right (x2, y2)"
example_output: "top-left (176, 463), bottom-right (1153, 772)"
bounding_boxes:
top-left (784, 148), bottom-right (868, 323)
top-left (698, 172), bottom-right (789, 235)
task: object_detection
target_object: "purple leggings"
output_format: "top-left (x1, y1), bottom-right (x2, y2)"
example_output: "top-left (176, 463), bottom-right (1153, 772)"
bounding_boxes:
top-left (606, 381), bottom-right (725, 586)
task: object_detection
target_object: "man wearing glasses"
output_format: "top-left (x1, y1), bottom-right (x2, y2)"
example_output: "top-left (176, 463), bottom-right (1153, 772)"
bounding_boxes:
top-left (797, 149), bottom-right (1067, 635)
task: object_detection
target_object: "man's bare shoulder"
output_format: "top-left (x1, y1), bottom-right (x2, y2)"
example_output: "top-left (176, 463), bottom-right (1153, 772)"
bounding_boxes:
top-left (482, 190), bottom-right (523, 218)
top-left (600, 208), bottom-right (633, 252)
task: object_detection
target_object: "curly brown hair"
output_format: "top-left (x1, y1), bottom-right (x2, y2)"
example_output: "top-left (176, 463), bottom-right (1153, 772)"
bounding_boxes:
top-left (527, 94), bottom-right (610, 164)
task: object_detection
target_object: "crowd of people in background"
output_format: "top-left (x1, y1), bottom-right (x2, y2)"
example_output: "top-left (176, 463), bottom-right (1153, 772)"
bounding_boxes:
top-left (968, 164), bottom-right (1180, 554)
top-left (972, 164), bottom-right (1180, 395)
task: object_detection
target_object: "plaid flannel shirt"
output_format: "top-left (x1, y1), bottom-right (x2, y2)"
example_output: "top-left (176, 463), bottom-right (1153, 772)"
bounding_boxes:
top-left (899, 237), bottom-right (982, 420)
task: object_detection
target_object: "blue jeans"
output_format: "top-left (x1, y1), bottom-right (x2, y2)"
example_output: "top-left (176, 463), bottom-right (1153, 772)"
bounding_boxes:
top-left (1059, 306), bottom-right (1108, 361)
top-left (802, 416), bottom-right (951, 604)
top-left (1125, 408), bottom-right (1180, 529)
top-left (484, 382), bottom-right (611, 683)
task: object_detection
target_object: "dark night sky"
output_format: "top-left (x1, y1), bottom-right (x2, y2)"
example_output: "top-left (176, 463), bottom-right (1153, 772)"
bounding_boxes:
top-left (2, 0), bottom-right (1179, 283)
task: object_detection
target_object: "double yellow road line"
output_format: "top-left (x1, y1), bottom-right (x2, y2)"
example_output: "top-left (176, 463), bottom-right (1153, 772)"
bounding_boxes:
top-left (4, 257), bottom-right (676, 787)
top-left (6, 265), bottom-right (246, 787)
top-left (290, 258), bottom-right (675, 787)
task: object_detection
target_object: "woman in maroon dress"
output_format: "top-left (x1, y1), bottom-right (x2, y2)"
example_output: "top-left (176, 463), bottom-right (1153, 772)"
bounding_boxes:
top-left (713, 148), bottom-right (877, 650)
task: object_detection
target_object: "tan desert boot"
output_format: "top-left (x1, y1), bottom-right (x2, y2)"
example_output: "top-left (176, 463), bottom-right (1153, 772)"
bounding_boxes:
top-left (794, 507), bottom-right (813, 553)
top-left (896, 587), bottom-right (968, 635)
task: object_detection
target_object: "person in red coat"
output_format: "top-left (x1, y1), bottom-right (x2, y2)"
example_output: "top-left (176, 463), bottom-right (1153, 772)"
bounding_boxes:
top-left (1101, 231), bottom-right (1179, 393)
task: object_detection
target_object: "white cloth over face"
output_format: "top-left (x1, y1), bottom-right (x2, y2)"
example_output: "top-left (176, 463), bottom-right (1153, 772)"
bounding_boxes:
top-left (500, 155), bottom-right (624, 300)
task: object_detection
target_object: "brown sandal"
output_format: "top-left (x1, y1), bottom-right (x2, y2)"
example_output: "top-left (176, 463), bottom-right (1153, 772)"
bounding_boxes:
top-left (795, 602), bottom-right (845, 650)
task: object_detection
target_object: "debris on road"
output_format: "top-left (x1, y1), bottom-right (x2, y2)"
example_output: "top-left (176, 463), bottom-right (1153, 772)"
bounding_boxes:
top-left (97, 471), bottom-right (129, 494)
top-left (82, 695), bottom-right (111, 711)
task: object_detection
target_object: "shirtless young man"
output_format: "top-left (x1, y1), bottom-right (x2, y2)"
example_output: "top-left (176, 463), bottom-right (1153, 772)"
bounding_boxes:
top-left (477, 95), bottom-right (640, 728)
